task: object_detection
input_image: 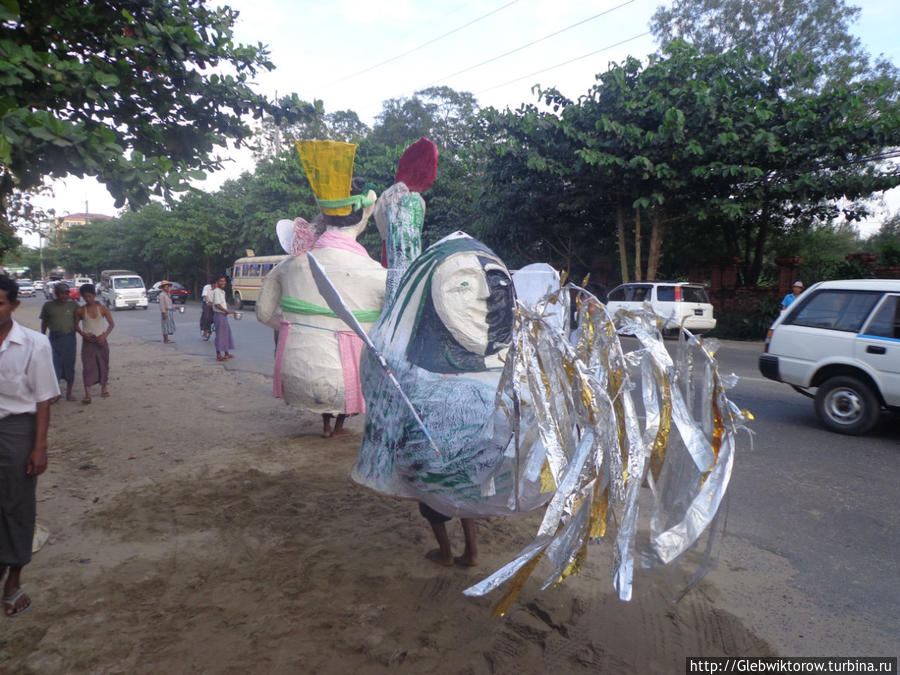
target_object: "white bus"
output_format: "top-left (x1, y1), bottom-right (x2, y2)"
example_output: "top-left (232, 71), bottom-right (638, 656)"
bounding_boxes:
top-left (231, 254), bottom-right (288, 308)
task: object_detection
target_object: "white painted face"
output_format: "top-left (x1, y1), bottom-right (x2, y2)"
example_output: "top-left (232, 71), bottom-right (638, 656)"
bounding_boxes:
top-left (431, 251), bottom-right (506, 356)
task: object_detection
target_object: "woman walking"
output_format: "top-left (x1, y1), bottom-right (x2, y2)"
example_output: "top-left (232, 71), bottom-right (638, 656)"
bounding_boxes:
top-left (74, 284), bottom-right (114, 403)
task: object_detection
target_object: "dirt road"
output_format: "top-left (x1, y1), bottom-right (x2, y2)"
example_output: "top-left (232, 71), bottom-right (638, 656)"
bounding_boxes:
top-left (1, 302), bottom-right (796, 673)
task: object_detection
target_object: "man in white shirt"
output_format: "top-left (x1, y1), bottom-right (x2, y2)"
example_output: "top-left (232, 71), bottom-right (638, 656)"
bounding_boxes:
top-left (211, 275), bottom-right (236, 361)
top-left (0, 275), bottom-right (60, 617)
top-left (200, 278), bottom-right (214, 340)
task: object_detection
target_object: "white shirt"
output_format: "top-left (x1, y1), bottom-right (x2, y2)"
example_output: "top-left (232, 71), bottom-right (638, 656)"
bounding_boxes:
top-left (0, 320), bottom-right (61, 418)
top-left (201, 284), bottom-right (213, 304)
top-left (211, 287), bottom-right (228, 313)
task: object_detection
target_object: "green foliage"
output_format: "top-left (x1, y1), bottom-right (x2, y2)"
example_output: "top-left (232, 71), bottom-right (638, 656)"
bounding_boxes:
top-left (708, 294), bottom-right (782, 340)
top-left (649, 0), bottom-right (892, 90)
top-left (0, 0), bottom-right (295, 257)
top-left (867, 214), bottom-right (900, 266)
top-left (477, 41), bottom-right (900, 286)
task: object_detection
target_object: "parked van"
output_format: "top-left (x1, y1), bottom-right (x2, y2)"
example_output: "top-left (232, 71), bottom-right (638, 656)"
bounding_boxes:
top-left (605, 281), bottom-right (717, 334)
top-left (99, 269), bottom-right (148, 310)
top-left (231, 254), bottom-right (288, 308)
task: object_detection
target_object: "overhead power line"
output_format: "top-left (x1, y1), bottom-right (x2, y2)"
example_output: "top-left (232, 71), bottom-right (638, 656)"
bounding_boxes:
top-left (331, 0), bottom-right (521, 85)
top-left (427, 0), bottom-right (635, 87)
top-left (476, 31), bottom-right (652, 95)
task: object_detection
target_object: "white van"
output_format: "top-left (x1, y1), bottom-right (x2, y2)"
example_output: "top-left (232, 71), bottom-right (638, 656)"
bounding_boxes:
top-left (605, 281), bottom-right (717, 334)
top-left (99, 269), bottom-right (148, 310)
top-left (760, 279), bottom-right (900, 434)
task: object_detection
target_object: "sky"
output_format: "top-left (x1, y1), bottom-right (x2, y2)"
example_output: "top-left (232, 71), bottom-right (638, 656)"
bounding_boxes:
top-left (26, 0), bottom-right (900, 244)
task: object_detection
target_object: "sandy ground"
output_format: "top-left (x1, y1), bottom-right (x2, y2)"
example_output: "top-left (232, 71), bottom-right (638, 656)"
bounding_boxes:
top-left (2, 301), bottom-right (866, 674)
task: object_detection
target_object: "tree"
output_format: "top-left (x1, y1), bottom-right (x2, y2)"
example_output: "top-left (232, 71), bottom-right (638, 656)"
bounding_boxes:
top-left (866, 214), bottom-right (900, 266)
top-left (479, 42), bottom-right (900, 285)
top-left (649, 0), bottom-right (886, 88)
top-left (0, 0), bottom-right (294, 259)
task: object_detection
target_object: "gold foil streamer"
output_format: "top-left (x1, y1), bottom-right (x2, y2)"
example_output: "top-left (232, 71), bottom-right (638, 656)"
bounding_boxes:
top-left (539, 461), bottom-right (556, 493)
top-left (649, 373), bottom-right (673, 483)
top-left (491, 550), bottom-right (545, 617)
top-left (588, 484), bottom-right (609, 539)
top-left (557, 541), bottom-right (588, 583)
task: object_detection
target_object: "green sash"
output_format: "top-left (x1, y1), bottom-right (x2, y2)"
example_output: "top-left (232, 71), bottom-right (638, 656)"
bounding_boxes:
top-left (281, 296), bottom-right (381, 323)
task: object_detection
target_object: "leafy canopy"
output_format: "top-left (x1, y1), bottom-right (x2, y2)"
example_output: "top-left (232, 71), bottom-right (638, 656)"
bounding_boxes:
top-left (0, 0), bottom-right (296, 256)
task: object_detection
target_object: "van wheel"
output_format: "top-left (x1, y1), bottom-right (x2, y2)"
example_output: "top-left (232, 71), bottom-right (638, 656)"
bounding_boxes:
top-left (814, 376), bottom-right (880, 435)
top-left (234, 292), bottom-right (243, 310)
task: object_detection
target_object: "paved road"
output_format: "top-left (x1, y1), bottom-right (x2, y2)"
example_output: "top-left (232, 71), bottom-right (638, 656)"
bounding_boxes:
top-left (18, 295), bottom-right (899, 651)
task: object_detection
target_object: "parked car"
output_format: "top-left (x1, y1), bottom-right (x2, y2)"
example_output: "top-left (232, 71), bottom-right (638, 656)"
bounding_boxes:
top-left (759, 279), bottom-right (900, 435)
top-left (147, 281), bottom-right (189, 304)
top-left (43, 280), bottom-right (77, 300)
top-left (33, 279), bottom-right (44, 291)
top-left (604, 281), bottom-right (717, 334)
top-left (16, 279), bottom-right (36, 297)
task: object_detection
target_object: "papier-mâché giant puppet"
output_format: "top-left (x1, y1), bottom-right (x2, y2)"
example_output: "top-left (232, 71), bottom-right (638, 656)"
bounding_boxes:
top-left (257, 140), bottom-right (386, 438)
top-left (310, 139), bottom-right (750, 614)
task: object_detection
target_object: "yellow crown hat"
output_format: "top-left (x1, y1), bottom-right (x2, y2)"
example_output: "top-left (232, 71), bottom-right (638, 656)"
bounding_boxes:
top-left (296, 140), bottom-right (372, 217)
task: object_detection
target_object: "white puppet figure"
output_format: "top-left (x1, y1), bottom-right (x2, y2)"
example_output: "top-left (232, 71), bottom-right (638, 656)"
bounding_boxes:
top-left (340, 192), bottom-right (747, 610)
top-left (257, 140), bottom-right (386, 438)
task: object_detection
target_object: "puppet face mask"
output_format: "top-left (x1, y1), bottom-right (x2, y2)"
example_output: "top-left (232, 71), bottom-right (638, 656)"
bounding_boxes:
top-left (431, 251), bottom-right (512, 356)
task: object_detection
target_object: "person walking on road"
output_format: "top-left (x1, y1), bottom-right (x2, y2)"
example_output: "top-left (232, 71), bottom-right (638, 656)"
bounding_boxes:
top-left (159, 281), bottom-right (176, 344)
top-left (39, 282), bottom-right (78, 401)
top-left (0, 275), bottom-right (60, 617)
top-left (211, 275), bottom-right (236, 361)
top-left (74, 284), bottom-right (114, 404)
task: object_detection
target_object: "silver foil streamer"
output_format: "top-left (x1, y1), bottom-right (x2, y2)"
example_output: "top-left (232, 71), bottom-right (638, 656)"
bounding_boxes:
top-left (464, 289), bottom-right (749, 606)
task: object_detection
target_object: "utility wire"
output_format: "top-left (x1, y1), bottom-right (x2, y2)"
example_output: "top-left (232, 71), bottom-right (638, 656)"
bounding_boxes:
top-left (427, 0), bottom-right (635, 87)
top-left (331, 0), bottom-right (521, 85)
top-left (476, 31), bottom-right (652, 94)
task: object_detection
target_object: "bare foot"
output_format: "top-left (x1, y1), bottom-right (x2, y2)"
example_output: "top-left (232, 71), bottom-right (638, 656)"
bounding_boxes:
top-left (321, 430), bottom-right (333, 439)
top-left (81, 397), bottom-right (92, 405)
top-left (425, 549), bottom-right (455, 567)
top-left (66, 394), bottom-right (76, 401)
top-left (331, 428), bottom-right (352, 437)
top-left (101, 391), bottom-right (110, 398)
top-left (454, 554), bottom-right (478, 567)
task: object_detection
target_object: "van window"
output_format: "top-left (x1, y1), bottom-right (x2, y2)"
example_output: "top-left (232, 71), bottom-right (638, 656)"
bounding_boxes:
top-left (656, 285), bottom-right (676, 302)
top-left (788, 291), bottom-right (881, 332)
top-left (629, 285), bottom-right (653, 302)
top-left (862, 295), bottom-right (899, 339)
top-left (113, 277), bottom-right (143, 289)
top-left (682, 286), bottom-right (710, 303)
top-left (608, 287), bottom-right (627, 301)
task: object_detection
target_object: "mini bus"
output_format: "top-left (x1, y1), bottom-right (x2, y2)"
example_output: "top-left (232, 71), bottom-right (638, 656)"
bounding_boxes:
top-left (231, 254), bottom-right (288, 308)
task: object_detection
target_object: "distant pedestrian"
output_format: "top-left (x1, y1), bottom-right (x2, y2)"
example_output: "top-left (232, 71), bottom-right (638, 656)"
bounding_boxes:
top-left (211, 275), bottom-right (236, 361)
top-left (781, 281), bottom-right (804, 310)
top-left (74, 284), bottom-right (114, 404)
top-left (159, 281), bottom-right (176, 344)
top-left (200, 277), bottom-right (215, 340)
top-left (39, 282), bottom-right (78, 401)
top-left (0, 275), bottom-right (60, 617)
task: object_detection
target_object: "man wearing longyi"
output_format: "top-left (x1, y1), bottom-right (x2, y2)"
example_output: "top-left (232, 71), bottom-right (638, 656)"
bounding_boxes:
top-left (0, 275), bottom-right (60, 617)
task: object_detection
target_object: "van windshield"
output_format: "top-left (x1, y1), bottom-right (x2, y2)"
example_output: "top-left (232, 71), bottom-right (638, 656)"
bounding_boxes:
top-left (113, 278), bottom-right (143, 289)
